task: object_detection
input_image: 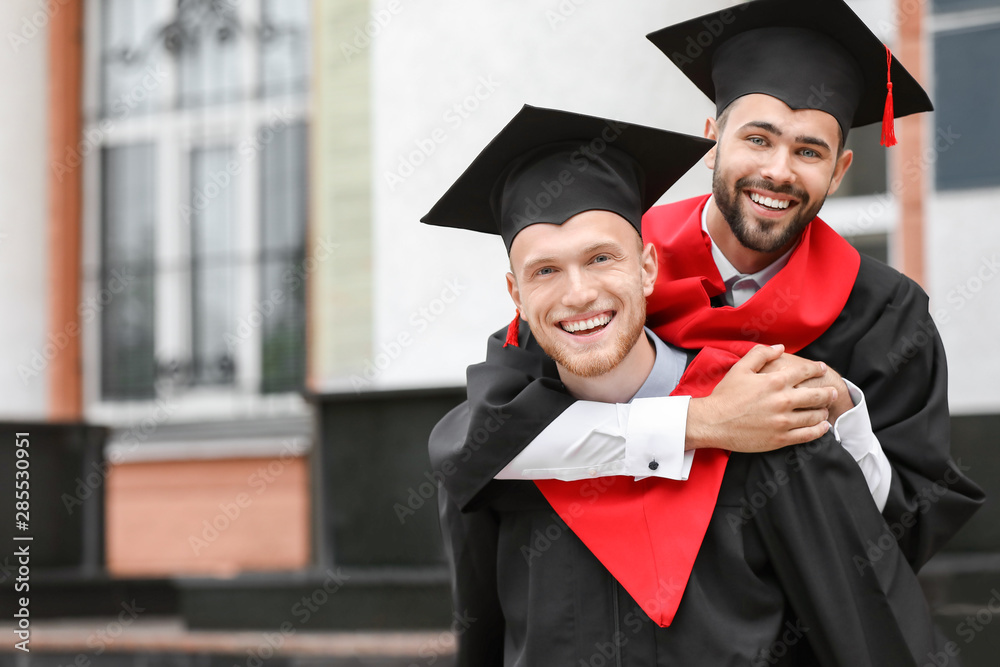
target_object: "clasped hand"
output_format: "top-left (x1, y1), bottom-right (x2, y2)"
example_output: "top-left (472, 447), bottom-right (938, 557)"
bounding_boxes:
top-left (686, 344), bottom-right (848, 453)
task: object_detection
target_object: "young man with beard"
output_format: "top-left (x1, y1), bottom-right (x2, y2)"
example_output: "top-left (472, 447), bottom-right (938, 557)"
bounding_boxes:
top-left (438, 0), bottom-right (983, 592)
top-left (425, 105), bottom-right (952, 666)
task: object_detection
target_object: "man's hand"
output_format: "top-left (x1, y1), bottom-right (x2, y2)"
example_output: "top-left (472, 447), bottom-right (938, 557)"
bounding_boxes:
top-left (759, 351), bottom-right (853, 423)
top-left (685, 344), bottom-right (837, 453)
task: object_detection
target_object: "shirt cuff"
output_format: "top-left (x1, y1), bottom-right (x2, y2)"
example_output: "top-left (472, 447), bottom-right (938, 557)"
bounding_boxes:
top-left (832, 379), bottom-right (891, 512)
top-left (495, 400), bottom-right (624, 480)
top-left (624, 395), bottom-right (691, 480)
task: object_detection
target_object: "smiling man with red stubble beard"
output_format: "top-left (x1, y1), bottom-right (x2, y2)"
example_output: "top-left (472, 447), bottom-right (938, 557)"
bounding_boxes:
top-left (506, 209), bottom-right (656, 403)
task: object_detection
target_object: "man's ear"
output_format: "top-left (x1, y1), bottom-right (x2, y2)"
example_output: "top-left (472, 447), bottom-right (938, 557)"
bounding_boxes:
top-left (703, 117), bottom-right (719, 170)
top-left (506, 271), bottom-right (522, 312)
top-left (826, 148), bottom-right (854, 197)
top-left (641, 242), bottom-right (658, 297)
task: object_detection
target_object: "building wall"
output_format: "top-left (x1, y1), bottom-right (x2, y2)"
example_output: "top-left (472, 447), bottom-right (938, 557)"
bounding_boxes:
top-left (310, 0), bottom-right (375, 391)
top-left (928, 189), bottom-right (1000, 414)
top-left (923, 3), bottom-right (1000, 415)
top-left (359, 0), bottom-right (722, 392)
top-left (0, 1), bottom-right (51, 419)
top-left (105, 455), bottom-right (310, 576)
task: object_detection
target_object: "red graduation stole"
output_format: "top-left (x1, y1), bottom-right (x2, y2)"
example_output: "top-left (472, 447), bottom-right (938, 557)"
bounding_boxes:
top-left (534, 195), bottom-right (860, 627)
top-left (646, 195), bottom-right (860, 356)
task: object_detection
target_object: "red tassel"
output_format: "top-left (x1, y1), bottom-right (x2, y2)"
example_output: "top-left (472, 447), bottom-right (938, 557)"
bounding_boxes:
top-left (881, 45), bottom-right (897, 147)
top-left (504, 310), bottom-right (521, 348)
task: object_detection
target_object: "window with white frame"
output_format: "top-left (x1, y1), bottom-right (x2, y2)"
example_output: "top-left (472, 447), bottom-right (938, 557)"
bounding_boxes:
top-left (85, 0), bottom-right (311, 410)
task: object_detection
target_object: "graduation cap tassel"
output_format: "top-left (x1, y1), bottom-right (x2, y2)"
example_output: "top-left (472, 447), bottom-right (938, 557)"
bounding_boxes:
top-left (881, 45), bottom-right (897, 147)
top-left (504, 309), bottom-right (520, 348)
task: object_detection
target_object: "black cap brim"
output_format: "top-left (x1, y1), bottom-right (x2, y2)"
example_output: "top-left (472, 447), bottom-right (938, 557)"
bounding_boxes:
top-left (646, 0), bottom-right (933, 130)
top-left (420, 104), bottom-right (715, 241)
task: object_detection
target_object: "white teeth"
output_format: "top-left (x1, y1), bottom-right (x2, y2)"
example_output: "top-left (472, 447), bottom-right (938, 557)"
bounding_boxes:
top-left (561, 314), bottom-right (612, 333)
top-left (750, 192), bottom-right (790, 210)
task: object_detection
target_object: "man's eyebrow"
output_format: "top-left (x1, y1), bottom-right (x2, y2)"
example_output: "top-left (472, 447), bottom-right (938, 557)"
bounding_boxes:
top-left (521, 254), bottom-right (558, 272)
top-left (579, 240), bottom-right (625, 256)
top-left (794, 135), bottom-right (832, 152)
top-left (739, 120), bottom-right (782, 136)
top-left (739, 121), bottom-right (832, 152)
top-left (520, 240), bottom-right (625, 273)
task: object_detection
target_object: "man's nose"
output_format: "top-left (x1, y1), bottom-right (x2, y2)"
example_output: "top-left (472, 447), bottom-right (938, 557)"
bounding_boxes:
top-left (561, 269), bottom-right (599, 308)
top-left (759, 148), bottom-right (795, 185)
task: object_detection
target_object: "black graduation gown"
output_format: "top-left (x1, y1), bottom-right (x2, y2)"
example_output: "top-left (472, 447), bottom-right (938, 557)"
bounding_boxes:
top-left (431, 371), bottom-right (950, 665)
top-left (430, 255), bottom-right (983, 665)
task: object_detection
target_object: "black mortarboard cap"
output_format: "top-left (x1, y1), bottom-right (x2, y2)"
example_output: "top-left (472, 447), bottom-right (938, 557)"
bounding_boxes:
top-left (646, 0), bottom-right (934, 146)
top-left (421, 105), bottom-right (714, 252)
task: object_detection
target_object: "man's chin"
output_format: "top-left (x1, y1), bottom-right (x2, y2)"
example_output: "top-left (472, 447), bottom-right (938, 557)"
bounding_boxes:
top-left (548, 335), bottom-right (635, 379)
top-left (554, 352), bottom-right (622, 379)
top-left (731, 212), bottom-right (802, 254)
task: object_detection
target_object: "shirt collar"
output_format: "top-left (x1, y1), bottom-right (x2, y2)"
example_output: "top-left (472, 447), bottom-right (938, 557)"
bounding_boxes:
top-left (700, 195), bottom-right (797, 289)
top-left (632, 327), bottom-right (688, 402)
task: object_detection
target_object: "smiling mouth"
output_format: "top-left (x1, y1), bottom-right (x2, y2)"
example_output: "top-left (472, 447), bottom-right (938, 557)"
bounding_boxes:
top-left (747, 191), bottom-right (793, 211)
top-left (560, 312), bottom-right (614, 335)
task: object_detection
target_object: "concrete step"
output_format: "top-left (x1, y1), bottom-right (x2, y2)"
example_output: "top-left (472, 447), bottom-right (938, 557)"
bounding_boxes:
top-left (0, 618), bottom-right (456, 666)
top-left (920, 552), bottom-right (1000, 667)
top-left (177, 568), bottom-right (452, 631)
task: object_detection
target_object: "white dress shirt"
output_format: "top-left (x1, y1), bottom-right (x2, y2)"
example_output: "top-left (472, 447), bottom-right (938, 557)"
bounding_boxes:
top-left (496, 198), bottom-right (892, 511)
top-left (497, 330), bottom-right (695, 482)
